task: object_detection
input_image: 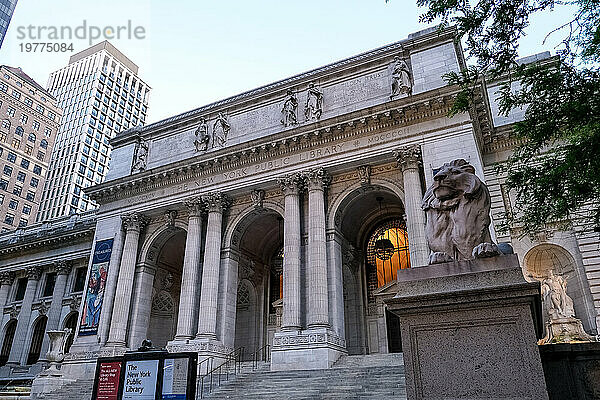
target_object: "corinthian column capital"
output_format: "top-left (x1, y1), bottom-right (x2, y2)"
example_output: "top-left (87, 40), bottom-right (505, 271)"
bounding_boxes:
top-left (202, 192), bottom-right (231, 213)
top-left (0, 272), bottom-right (15, 286)
top-left (278, 173), bottom-right (303, 196)
top-left (26, 266), bottom-right (43, 280)
top-left (394, 144), bottom-right (422, 171)
top-left (302, 168), bottom-right (331, 191)
top-left (185, 197), bottom-right (205, 217)
top-left (121, 212), bottom-right (150, 233)
top-left (54, 260), bottom-right (73, 275)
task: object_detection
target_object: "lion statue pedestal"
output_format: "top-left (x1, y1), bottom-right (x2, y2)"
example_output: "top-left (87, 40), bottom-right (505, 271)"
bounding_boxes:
top-left (385, 159), bottom-right (548, 400)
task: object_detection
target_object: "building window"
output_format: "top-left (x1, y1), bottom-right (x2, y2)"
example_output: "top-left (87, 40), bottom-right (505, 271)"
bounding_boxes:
top-left (20, 114), bottom-right (28, 124)
top-left (23, 204), bottom-right (31, 215)
top-left (366, 219), bottom-right (411, 288)
top-left (28, 133), bottom-right (36, 143)
top-left (36, 105), bottom-right (45, 114)
top-left (20, 159), bottom-right (30, 169)
top-left (24, 97), bottom-right (33, 107)
top-left (30, 177), bottom-right (38, 187)
top-left (7, 152), bottom-right (16, 163)
top-left (4, 213), bottom-right (14, 225)
top-left (8, 198), bottom-right (18, 209)
top-left (36, 151), bottom-right (45, 161)
top-left (16, 171), bottom-right (25, 182)
top-left (11, 139), bottom-right (20, 149)
top-left (0, 179), bottom-right (8, 190)
top-left (0, 320), bottom-right (16, 366)
top-left (40, 139), bottom-right (48, 149)
top-left (11, 90), bottom-right (21, 100)
top-left (0, 132), bottom-right (6, 142)
top-left (7, 107), bottom-right (15, 117)
top-left (12, 186), bottom-right (22, 196)
top-left (3, 165), bottom-right (13, 176)
top-left (43, 273), bottom-right (57, 297)
top-left (32, 121), bottom-right (40, 131)
top-left (15, 126), bottom-right (24, 136)
top-left (0, 194), bottom-right (3, 204)
top-left (24, 145), bottom-right (32, 155)
top-left (14, 278), bottom-right (27, 301)
top-left (1, 120), bottom-right (9, 129)
top-left (26, 191), bottom-right (35, 202)
top-left (33, 165), bottom-right (42, 175)
top-left (44, 127), bottom-right (51, 137)
top-left (26, 316), bottom-right (47, 365)
top-left (73, 267), bottom-right (87, 292)
top-left (18, 219), bottom-right (27, 228)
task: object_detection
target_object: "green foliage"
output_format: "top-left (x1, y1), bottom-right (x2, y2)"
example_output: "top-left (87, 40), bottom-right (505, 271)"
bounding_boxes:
top-left (414, 0), bottom-right (600, 237)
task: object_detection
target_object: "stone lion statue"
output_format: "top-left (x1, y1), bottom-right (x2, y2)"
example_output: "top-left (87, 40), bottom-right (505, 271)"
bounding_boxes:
top-left (422, 159), bottom-right (500, 264)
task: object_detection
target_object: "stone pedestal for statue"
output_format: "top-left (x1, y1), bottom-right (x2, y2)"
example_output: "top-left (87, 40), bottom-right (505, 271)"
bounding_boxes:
top-left (386, 254), bottom-right (549, 400)
top-left (30, 329), bottom-right (75, 399)
top-left (270, 328), bottom-right (346, 371)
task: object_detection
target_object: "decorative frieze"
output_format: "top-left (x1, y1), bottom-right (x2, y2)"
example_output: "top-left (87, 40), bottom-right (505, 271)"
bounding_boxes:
top-left (272, 331), bottom-right (346, 350)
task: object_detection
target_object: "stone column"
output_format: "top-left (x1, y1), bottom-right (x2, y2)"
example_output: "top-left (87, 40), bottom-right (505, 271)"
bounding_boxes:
top-left (196, 192), bottom-right (230, 340)
top-left (106, 212), bottom-right (148, 347)
top-left (127, 264), bottom-right (156, 349)
top-left (395, 145), bottom-right (429, 267)
top-left (278, 174), bottom-right (303, 331)
top-left (326, 230), bottom-right (345, 339)
top-left (0, 272), bottom-right (15, 308)
top-left (304, 168), bottom-right (331, 329)
top-left (39, 261), bottom-right (72, 359)
top-left (175, 198), bottom-right (204, 340)
top-left (7, 266), bottom-right (43, 366)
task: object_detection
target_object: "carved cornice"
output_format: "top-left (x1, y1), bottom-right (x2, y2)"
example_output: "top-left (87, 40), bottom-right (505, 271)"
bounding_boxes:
top-left (27, 266), bottom-right (43, 280)
top-left (202, 192), bottom-right (231, 214)
top-left (278, 173), bottom-right (303, 196)
top-left (121, 212), bottom-right (150, 233)
top-left (303, 168), bottom-right (331, 191)
top-left (394, 144), bottom-right (422, 170)
top-left (54, 260), bottom-right (72, 275)
top-left (87, 90), bottom-right (459, 204)
top-left (0, 272), bottom-right (15, 286)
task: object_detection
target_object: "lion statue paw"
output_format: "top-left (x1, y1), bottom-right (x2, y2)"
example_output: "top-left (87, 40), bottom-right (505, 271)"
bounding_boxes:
top-left (472, 242), bottom-right (500, 259)
top-left (429, 252), bottom-right (454, 264)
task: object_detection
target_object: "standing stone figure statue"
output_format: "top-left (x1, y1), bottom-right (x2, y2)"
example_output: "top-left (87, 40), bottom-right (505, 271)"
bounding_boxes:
top-left (212, 112), bottom-right (231, 148)
top-left (281, 89), bottom-right (298, 127)
top-left (422, 159), bottom-right (500, 264)
top-left (541, 270), bottom-right (575, 319)
top-left (131, 139), bottom-right (148, 174)
top-left (194, 117), bottom-right (210, 152)
top-left (304, 82), bottom-right (323, 121)
top-left (391, 56), bottom-right (412, 97)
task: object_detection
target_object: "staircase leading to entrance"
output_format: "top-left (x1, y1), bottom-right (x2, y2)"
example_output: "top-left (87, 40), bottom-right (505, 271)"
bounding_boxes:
top-left (31, 353), bottom-right (406, 399)
top-left (200, 353), bottom-right (406, 399)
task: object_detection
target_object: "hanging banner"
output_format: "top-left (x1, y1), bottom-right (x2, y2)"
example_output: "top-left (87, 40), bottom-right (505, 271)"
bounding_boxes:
top-left (79, 238), bottom-right (114, 336)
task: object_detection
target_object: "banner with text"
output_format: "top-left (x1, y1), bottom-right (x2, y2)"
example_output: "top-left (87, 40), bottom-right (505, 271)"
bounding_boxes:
top-left (79, 238), bottom-right (114, 336)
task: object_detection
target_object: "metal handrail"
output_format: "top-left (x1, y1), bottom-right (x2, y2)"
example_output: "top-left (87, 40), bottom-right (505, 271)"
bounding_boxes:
top-left (199, 347), bottom-right (244, 399)
top-left (250, 344), bottom-right (270, 371)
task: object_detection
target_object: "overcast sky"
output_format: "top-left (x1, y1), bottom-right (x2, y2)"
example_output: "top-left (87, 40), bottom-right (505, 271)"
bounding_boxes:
top-left (0, 0), bottom-right (576, 124)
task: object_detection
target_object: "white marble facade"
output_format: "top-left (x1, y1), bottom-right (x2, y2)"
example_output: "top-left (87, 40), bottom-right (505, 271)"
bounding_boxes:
top-left (1, 26), bottom-right (599, 380)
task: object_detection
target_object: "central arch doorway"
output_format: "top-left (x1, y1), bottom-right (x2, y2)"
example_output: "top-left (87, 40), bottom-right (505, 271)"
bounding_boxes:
top-left (229, 207), bottom-right (284, 359)
top-left (333, 184), bottom-right (410, 355)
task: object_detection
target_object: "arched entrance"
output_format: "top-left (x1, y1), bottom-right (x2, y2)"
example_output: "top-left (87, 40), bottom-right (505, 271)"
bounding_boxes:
top-left (0, 320), bottom-right (16, 366)
top-left (332, 184), bottom-right (409, 355)
top-left (145, 229), bottom-right (186, 348)
top-left (27, 316), bottom-right (47, 364)
top-left (228, 207), bottom-right (284, 357)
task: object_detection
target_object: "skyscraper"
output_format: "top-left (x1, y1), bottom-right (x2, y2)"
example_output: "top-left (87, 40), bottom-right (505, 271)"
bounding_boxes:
top-left (0, 0), bottom-right (18, 49)
top-left (39, 41), bottom-right (151, 220)
top-left (0, 65), bottom-right (61, 232)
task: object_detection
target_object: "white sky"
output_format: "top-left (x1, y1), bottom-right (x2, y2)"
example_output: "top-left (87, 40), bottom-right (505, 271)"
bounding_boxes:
top-left (0, 0), bottom-right (577, 124)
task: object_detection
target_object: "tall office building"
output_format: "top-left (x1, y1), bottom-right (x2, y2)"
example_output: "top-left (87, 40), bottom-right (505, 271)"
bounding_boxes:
top-left (0, 0), bottom-right (18, 49)
top-left (0, 65), bottom-right (61, 232)
top-left (39, 41), bottom-right (151, 220)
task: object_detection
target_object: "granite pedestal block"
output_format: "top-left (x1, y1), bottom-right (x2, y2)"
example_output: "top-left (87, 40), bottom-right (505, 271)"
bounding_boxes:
top-left (539, 342), bottom-right (600, 400)
top-left (270, 328), bottom-right (346, 371)
top-left (386, 255), bottom-right (549, 400)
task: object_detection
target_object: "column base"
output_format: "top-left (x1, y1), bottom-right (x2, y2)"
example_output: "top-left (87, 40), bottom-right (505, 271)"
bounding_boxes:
top-left (270, 327), bottom-right (346, 371)
top-left (166, 338), bottom-right (233, 374)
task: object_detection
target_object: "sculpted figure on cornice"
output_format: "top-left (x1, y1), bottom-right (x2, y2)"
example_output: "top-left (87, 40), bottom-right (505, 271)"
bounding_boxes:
top-left (194, 117), bottom-right (210, 152)
top-left (304, 82), bottom-right (323, 122)
top-left (281, 89), bottom-right (299, 127)
top-left (251, 189), bottom-right (265, 209)
top-left (131, 138), bottom-right (149, 174)
top-left (212, 112), bottom-right (231, 148)
top-left (390, 56), bottom-right (412, 98)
